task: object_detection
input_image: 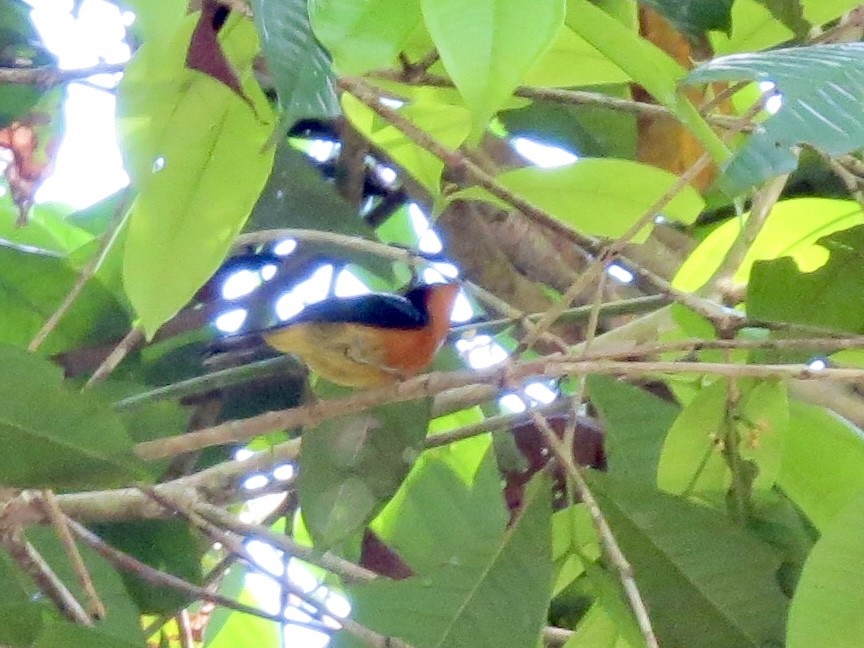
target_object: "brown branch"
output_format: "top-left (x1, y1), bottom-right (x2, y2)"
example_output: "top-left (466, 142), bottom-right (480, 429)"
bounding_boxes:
top-left (1, 527), bottom-right (91, 625)
top-left (83, 326), bottom-right (144, 388)
top-left (64, 517), bottom-right (293, 626)
top-left (29, 194), bottom-right (130, 353)
top-left (41, 490), bottom-right (105, 619)
top-left (135, 356), bottom-right (864, 461)
top-left (0, 62), bottom-right (126, 85)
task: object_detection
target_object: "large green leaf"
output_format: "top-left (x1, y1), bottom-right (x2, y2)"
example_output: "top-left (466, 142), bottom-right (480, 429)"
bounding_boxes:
top-left (587, 375), bottom-right (679, 486)
top-left (779, 401), bottom-right (864, 531)
top-left (656, 378), bottom-right (730, 497)
top-left (421, 0), bottom-right (565, 138)
top-left (299, 399), bottom-right (432, 548)
top-left (252, 0), bottom-right (339, 120)
top-left (674, 198), bottom-right (864, 292)
top-left (453, 158), bottom-right (705, 241)
top-left (748, 225), bottom-right (864, 333)
top-left (787, 488), bottom-right (864, 647)
top-left (686, 43), bottom-right (864, 195)
top-left (592, 474), bottom-right (788, 648)
top-left (0, 240), bottom-right (128, 355)
top-left (638, 0), bottom-right (734, 36)
top-left (334, 474), bottom-right (552, 648)
top-left (341, 93), bottom-right (470, 195)
top-left (0, 345), bottom-right (146, 488)
top-left (522, 26), bottom-right (629, 88)
top-left (118, 14), bottom-right (275, 336)
top-left (370, 433), bottom-right (501, 574)
top-left (310, 0), bottom-right (422, 74)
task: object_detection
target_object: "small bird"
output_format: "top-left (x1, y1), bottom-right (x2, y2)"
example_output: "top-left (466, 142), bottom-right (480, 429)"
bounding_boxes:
top-left (260, 283), bottom-right (460, 388)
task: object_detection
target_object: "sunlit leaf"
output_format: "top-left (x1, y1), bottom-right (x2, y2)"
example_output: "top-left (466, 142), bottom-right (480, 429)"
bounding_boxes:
top-left (674, 198), bottom-right (864, 292)
top-left (118, 14), bottom-right (275, 336)
top-left (422, 0), bottom-right (565, 138)
top-left (779, 401), bottom-right (864, 530)
top-left (522, 26), bottom-right (629, 88)
top-left (453, 158), bottom-right (705, 241)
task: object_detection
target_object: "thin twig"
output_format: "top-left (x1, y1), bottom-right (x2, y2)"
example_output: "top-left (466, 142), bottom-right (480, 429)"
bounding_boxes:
top-left (64, 517), bottom-right (294, 625)
top-left (41, 490), bottom-right (105, 619)
top-left (83, 326), bottom-right (144, 389)
top-left (29, 194), bottom-right (130, 352)
top-left (135, 356), bottom-right (864, 461)
top-left (1, 527), bottom-right (92, 625)
top-left (177, 610), bottom-right (195, 648)
top-left (531, 412), bottom-right (658, 648)
top-left (0, 62), bottom-right (125, 85)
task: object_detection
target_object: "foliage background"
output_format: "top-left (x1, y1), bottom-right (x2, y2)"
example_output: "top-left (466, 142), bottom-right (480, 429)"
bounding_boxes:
top-left (2, 0), bottom-right (864, 647)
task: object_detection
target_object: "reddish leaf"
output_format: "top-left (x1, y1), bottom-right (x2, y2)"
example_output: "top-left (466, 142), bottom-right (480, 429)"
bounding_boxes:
top-left (0, 110), bottom-right (59, 224)
top-left (186, 0), bottom-right (251, 107)
top-left (360, 528), bottom-right (413, 580)
top-left (504, 415), bottom-right (606, 512)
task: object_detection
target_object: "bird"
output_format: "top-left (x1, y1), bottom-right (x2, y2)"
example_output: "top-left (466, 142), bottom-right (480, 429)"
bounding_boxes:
top-left (259, 282), bottom-right (460, 388)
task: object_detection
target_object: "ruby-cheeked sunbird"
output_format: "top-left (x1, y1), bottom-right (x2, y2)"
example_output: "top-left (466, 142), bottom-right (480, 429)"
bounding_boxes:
top-left (260, 283), bottom-right (460, 388)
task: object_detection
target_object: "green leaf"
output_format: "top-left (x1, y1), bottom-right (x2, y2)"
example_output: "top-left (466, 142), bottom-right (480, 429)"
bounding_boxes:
top-left (522, 26), bottom-right (629, 88)
top-left (33, 623), bottom-right (145, 648)
top-left (299, 398), bottom-right (432, 548)
top-left (710, 0), bottom-right (795, 55)
top-left (0, 345), bottom-right (147, 488)
top-left (0, 240), bottom-right (128, 355)
top-left (421, 0), bottom-right (565, 138)
top-left (118, 14), bottom-right (275, 336)
top-left (686, 44), bottom-right (864, 195)
top-left (334, 474), bottom-right (552, 648)
top-left (735, 379), bottom-right (788, 491)
top-left (0, 603), bottom-right (53, 647)
top-left (93, 520), bottom-right (203, 614)
top-left (586, 375), bottom-right (679, 486)
top-left (656, 378), bottom-right (729, 497)
top-left (453, 159), bottom-right (705, 241)
top-left (565, 0), bottom-right (729, 164)
top-left (310, 0), bottom-right (422, 74)
top-left (803, 0), bottom-right (864, 27)
top-left (592, 474), bottom-right (788, 648)
top-left (205, 567), bottom-right (281, 648)
top-left (341, 91), bottom-right (471, 196)
top-left (565, 601), bottom-right (635, 648)
top-left (674, 197), bottom-right (864, 292)
top-left (252, 0), bottom-right (339, 120)
top-left (26, 526), bottom-right (145, 645)
top-left (638, 0), bottom-right (734, 36)
top-left (778, 401), bottom-right (864, 530)
top-left (787, 489), bottom-right (864, 648)
top-left (370, 434), bottom-right (502, 573)
top-left (748, 225), bottom-right (864, 333)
